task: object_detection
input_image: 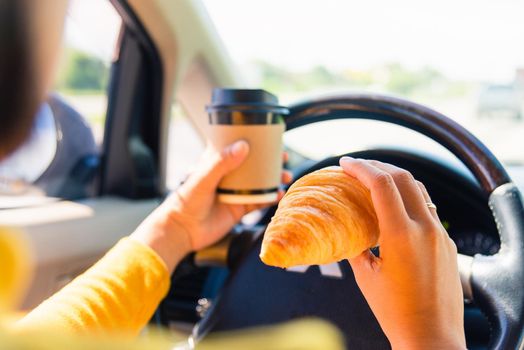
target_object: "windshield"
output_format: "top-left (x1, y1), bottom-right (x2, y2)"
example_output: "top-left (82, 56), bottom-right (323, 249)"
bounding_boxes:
top-left (203, 0), bottom-right (524, 165)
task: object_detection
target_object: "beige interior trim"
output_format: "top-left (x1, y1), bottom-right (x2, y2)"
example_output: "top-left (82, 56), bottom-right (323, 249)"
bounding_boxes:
top-left (0, 196), bottom-right (158, 309)
top-left (0, 196), bottom-right (157, 265)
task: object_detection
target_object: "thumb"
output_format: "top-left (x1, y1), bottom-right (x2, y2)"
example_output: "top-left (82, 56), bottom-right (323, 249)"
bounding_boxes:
top-left (190, 140), bottom-right (250, 193)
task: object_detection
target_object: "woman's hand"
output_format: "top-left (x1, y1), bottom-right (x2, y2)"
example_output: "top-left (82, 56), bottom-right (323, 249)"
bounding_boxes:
top-left (339, 157), bottom-right (465, 350)
top-left (132, 140), bottom-right (292, 273)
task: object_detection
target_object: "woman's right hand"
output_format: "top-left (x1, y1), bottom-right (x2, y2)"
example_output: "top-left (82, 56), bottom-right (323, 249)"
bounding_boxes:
top-left (339, 157), bottom-right (466, 350)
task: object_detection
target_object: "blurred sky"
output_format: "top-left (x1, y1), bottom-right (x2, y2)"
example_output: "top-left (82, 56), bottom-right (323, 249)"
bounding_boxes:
top-left (63, 0), bottom-right (524, 83)
top-left (64, 0), bottom-right (121, 63)
top-left (204, 0), bottom-right (524, 83)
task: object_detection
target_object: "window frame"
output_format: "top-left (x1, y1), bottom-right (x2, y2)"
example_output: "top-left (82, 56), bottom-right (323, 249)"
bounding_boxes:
top-left (99, 0), bottom-right (164, 199)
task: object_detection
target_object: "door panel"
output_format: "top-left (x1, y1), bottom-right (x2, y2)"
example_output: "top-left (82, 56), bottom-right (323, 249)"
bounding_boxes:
top-left (0, 197), bottom-right (157, 309)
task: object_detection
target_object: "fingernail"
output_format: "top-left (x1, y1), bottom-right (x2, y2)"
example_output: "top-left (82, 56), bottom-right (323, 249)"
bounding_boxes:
top-left (340, 156), bottom-right (354, 164)
top-left (231, 140), bottom-right (249, 157)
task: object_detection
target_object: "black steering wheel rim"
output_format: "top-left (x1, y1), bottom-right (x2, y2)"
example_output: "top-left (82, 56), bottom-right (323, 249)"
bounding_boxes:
top-left (196, 93), bottom-right (524, 349)
top-left (285, 93), bottom-right (524, 349)
top-left (286, 93), bottom-right (510, 193)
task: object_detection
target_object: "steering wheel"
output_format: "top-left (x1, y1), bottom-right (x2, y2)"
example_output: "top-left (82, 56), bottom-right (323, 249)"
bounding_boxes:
top-left (194, 94), bottom-right (524, 349)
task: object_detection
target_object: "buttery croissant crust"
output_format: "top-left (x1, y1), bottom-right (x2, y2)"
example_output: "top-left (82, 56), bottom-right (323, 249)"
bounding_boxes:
top-left (260, 166), bottom-right (379, 268)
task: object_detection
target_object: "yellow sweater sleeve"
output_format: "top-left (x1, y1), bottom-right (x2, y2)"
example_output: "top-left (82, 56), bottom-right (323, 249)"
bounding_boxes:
top-left (15, 237), bottom-right (170, 336)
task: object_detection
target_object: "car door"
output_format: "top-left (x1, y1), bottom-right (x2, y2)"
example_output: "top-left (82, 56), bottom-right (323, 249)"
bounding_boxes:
top-left (0, 0), bottom-right (161, 310)
top-left (0, 0), bottom-right (241, 312)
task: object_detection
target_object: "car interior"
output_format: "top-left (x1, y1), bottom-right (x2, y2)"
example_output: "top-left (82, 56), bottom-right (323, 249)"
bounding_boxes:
top-left (1, 1), bottom-right (524, 349)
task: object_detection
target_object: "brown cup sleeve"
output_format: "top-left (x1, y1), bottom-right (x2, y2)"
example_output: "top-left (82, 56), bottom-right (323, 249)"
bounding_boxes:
top-left (207, 124), bottom-right (284, 191)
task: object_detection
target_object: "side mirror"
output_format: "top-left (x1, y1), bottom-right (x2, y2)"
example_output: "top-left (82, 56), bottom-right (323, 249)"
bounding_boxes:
top-left (0, 95), bottom-right (99, 208)
top-left (0, 103), bottom-right (57, 200)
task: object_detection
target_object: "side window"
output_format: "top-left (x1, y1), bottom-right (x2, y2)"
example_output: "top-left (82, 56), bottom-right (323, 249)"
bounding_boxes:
top-left (0, 0), bottom-right (121, 206)
top-left (166, 59), bottom-right (213, 190)
top-left (166, 102), bottom-right (206, 189)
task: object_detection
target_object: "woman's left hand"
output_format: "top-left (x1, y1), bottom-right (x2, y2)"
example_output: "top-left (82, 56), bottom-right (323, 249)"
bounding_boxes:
top-left (132, 140), bottom-right (292, 272)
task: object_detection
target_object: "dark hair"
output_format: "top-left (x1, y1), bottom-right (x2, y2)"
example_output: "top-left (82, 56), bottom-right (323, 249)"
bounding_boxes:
top-left (0, 0), bottom-right (39, 159)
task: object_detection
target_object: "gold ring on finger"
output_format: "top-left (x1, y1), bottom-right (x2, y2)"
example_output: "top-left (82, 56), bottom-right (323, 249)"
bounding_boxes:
top-left (426, 202), bottom-right (437, 210)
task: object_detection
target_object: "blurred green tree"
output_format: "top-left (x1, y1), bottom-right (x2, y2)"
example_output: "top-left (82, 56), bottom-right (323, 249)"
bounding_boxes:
top-left (252, 60), bottom-right (456, 98)
top-left (57, 48), bottom-right (108, 92)
top-left (385, 63), bottom-right (442, 95)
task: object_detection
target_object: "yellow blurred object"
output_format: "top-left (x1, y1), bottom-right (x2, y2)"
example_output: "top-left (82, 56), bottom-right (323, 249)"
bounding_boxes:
top-left (0, 327), bottom-right (175, 350)
top-left (0, 228), bottom-right (344, 349)
top-left (196, 318), bottom-right (345, 350)
top-left (0, 227), bottom-right (33, 314)
top-left (0, 318), bottom-right (344, 350)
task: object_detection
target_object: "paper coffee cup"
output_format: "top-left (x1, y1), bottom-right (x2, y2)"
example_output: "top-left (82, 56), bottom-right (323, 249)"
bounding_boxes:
top-left (206, 89), bottom-right (288, 204)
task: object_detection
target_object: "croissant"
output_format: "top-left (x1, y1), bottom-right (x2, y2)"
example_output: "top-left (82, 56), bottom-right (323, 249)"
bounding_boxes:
top-left (260, 166), bottom-right (379, 268)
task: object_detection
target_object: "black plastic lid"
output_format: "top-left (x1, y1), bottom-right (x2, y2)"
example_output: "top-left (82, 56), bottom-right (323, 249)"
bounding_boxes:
top-left (206, 88), bottom-right (289, 115)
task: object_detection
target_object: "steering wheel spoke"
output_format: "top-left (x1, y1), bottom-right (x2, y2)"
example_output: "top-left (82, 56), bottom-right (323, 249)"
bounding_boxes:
top-left (458, 253), bottom-right (474, 301)
top-left (469, 183), bottom-right (524, 349)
